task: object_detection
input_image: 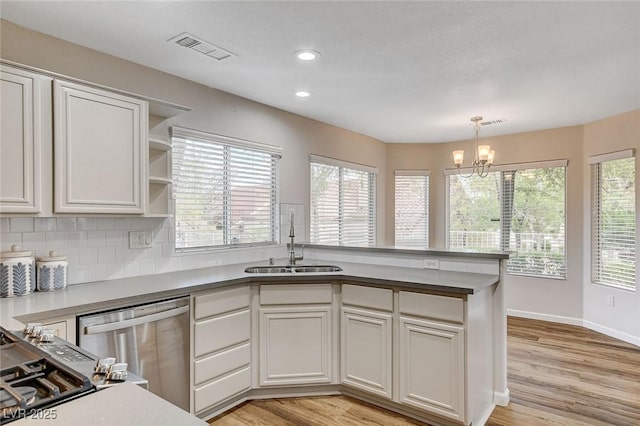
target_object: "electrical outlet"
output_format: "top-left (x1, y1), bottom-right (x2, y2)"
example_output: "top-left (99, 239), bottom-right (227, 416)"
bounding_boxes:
top-left (129, 231), bottom-right (153, 249)
top-left (423, 259), bottom-right (440, 269)
top-left (607, 295), bottom-right (615, 307)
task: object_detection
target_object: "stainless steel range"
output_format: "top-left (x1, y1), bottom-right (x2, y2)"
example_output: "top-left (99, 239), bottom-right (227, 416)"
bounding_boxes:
top-left (0, 325), bottom-right (147, 424)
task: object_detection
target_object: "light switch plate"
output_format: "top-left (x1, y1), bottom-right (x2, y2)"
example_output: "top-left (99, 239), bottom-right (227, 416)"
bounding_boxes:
top-left (129, 231), bottom-right (153, 249)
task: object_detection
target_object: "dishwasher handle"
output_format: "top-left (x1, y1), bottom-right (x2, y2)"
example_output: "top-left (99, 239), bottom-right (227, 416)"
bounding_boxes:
top-left (83, 305), bottom-right (189, 335)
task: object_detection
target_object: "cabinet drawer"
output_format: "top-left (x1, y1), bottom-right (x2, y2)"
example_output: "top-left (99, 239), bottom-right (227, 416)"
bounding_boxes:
top-left (195, 342), bottom-right (250, 386)
top-left (194, 309), bottom-right (250, 358)
top-left (399, 291), bottom-right (464, 324)
top-left (194, 285), bottom-right (250, 320)
top-left (342, 284), bottom-right (393, 311)
top-left (260, 283), bottom-right (332, 305)
top-left (194, 366), bottom-right (250, 413)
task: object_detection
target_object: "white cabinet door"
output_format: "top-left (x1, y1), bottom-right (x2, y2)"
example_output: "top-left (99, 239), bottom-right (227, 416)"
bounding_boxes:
top-left (341, 307), bottom-right (392, 398)
top-left (399, 316), bottom-right (465, 423)
top-left (259, 306), bottom-right (332, 386)
top-left (53, 80), bottom-right (147, 214)
top-left (0, 66), bottom-right (50, 214)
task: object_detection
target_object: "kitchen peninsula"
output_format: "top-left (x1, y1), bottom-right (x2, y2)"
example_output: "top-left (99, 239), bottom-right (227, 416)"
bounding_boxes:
top-left (1, 247), bottom-right (509, 426)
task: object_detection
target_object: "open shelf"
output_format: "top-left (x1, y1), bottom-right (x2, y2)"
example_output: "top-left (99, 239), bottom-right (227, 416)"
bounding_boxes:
top-left (149, 176), bottom-right (172, 185)
top-left (149, 137), bottom-right (171, 151)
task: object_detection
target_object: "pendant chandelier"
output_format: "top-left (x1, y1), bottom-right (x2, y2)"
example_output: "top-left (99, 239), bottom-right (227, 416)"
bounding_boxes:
top-left (452, 116), bottom-right (495, 178)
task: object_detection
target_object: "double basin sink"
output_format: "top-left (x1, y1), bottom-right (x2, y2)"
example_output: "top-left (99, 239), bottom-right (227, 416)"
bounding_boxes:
top-left (244, 265), bottom-right (343, 274)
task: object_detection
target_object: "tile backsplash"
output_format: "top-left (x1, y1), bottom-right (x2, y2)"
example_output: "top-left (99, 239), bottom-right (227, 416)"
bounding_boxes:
top-left (280, 203), bottom-right (306, 245)
top-left (0, 217), bottom-right (284, 286)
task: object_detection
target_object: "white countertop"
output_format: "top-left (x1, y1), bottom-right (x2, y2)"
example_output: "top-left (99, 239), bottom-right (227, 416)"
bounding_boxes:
top-left (14, 383), bottom-right (206, 426)
top-left (1, 259), bottom-right (500, 329)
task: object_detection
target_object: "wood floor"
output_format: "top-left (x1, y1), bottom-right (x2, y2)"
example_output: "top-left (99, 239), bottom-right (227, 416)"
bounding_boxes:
top-left (210, 317), bottom-right (640, 425)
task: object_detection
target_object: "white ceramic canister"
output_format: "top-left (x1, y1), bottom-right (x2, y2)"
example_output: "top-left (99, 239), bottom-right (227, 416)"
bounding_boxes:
top-left (36, 251), bottom-right (68, 292)
top-left (0, 245), bottom-right (36, 297)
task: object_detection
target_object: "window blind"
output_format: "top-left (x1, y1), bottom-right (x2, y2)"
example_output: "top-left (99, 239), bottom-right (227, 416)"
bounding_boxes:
top-left (172, 127), bottom-right (280, 250)
top-left (447, 163), bottom-right (567, 278)
top-left (310, 157), bottom-right (375, 247)
top-left (395, 171), bottom-right (429, 248)
top-left (591, 155), bottom-right (636, 290)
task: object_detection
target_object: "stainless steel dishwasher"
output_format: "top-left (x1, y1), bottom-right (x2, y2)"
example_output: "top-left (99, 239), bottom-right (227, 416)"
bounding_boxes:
top-left (78, 297), bottom-right (190, 411)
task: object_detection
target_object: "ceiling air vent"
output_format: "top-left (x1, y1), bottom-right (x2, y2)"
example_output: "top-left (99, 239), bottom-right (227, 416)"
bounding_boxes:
top-left (168, 32), bottom-right (237, 61)
top-left (480, 118), bottom-right (507, 126)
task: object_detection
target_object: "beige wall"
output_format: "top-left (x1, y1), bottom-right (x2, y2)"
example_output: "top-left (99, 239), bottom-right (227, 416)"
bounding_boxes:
top-left (387, 125), bottom-right (586, 320)
top-left (0, 19), bottom-right (388, 244)
top-left (387, 111), bottom-right (640, 344)
top-left (582, 110), bottom-right (640, 342)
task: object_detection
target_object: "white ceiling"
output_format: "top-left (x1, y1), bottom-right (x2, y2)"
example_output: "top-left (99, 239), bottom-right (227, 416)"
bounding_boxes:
top-left (1, 1), bottom-right (639, 143)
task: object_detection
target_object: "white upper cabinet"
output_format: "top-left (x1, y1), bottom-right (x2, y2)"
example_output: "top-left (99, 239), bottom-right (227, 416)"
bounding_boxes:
top-left (0, 66), bottom-right (51, 214)
top-left (53, 80), bottom-right (148, 214)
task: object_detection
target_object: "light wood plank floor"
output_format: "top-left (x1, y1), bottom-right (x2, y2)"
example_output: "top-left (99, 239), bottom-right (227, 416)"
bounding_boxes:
top-left (211, 317), bottom-right (640, 425)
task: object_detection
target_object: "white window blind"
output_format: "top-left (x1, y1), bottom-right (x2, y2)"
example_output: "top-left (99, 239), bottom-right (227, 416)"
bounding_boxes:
top-left (310, 156), bottom-right (376, 247)
top-left (591, 154), bottom-right (636, 290)
top-left (447, 162), bottom-right (567, 278)
top-left (395, 171), bottom-right (430, 248)
top-left (172, 127), bottom-right (280, 250)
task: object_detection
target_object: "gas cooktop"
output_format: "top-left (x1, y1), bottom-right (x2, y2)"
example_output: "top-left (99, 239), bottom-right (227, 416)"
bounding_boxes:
top-left (0, 327), bottom-right (94, 423)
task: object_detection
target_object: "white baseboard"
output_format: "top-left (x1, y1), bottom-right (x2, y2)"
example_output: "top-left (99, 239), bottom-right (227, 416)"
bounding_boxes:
top-left (507, 309), bottom-right (583, 326)
top-left (583, 320), bottom-right (640, 347)
top-left (508, 309), bottom-right (640, 348)
top-left (476, 403), bottom-right (497, 426)
top-left (493, 388), bottom-right (510, 407)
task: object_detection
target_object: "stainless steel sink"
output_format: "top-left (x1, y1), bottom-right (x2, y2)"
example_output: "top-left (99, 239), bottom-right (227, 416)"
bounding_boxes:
top-left (244, 265), bottom-right (342, 274)
top-left (293, 265), bottom-right (343, 273)
top-left (243, 266), bottom-right (291, 274)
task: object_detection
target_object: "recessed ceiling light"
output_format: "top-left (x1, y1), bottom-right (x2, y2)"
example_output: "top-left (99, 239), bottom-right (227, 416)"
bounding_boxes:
top-left (295, 91), bottom-right (311, 98)
top-left (295, 50), bottom-right (320, 61)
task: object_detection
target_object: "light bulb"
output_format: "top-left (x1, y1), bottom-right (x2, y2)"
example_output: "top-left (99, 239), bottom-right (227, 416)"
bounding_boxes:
top-left (478, 145), bottom-right (490, 162)
top-left (487, 150), bottom-right (495, 165)
top-left (453, 150), bottom-right (464, 166)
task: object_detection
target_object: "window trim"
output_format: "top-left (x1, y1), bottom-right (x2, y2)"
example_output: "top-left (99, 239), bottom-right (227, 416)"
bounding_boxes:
top-left (171, 126), bottom-right (283, 156)
top-left (171, 126), bottom-right (281, 251)
top-left (590, 149), bottom-right (636, 291)
top-left (309, 155), bottom-right (377, 247)
top-left (446, 161), bottom-right (568, 279)
top-left (394, 170), bottom-right (430, 248)
top-left (443, 159), bottom-right (568, 175)
top-left (309, 154), bottom-right (378, 174)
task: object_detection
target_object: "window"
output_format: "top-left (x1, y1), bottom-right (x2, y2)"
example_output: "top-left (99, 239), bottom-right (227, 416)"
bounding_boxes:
top-left (172, 127), bottom-right (281, 250)
top-left (590, 150), bottom-right (636, 290)
top-left (447, 161), bottom-right (567, 278)
top-left (310, 155), bottom-right (376, 247)
top-left (395, 171), bottom-right (430, 248)
top-left (448, 172), bottom-right (501, 250)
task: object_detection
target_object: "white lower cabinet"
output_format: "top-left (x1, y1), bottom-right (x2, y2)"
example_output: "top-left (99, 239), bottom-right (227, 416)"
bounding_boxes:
top-left (340, 307), bottom-right (392, 398)
top-left (188, 282), bottom-right (474, 425)
top-left (191, 286), bottom-right (251, 415)
top-left (398, 316), bottom-right (465, 422)
top-left (340, 284), bottom-right (393, 399)
top-left (259, 283), bottom-right (333, 386)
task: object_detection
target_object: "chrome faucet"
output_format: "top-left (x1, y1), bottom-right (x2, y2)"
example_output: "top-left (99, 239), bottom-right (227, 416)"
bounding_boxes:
top-left (288, 211), bottom-right (304, 266)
